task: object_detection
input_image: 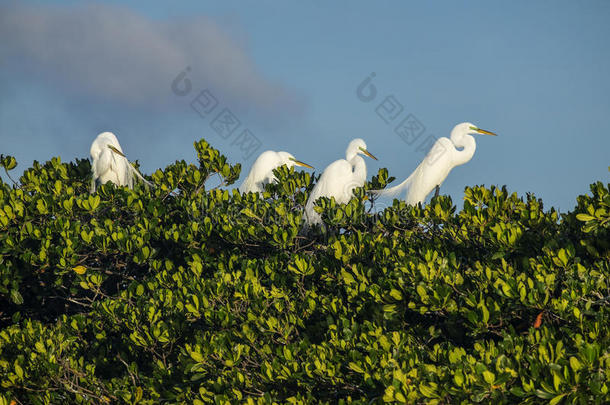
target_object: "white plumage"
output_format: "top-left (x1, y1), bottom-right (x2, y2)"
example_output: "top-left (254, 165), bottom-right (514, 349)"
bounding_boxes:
top-left (304, 138), bottom-right (377, 226)
top-left (239, 150), bottom-right (313, 193)
top-left (89, 132), bottom-right (153, 193)
top-left (371, 122), bottom-right (496, 205)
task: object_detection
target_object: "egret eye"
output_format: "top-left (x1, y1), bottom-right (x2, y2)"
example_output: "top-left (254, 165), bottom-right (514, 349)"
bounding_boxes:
top-left (469, 126), bottom-right (477, 130)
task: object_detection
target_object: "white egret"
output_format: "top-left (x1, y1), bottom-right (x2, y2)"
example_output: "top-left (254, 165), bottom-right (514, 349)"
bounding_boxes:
top-left (239, 150), bottom-right (313, 193)
top-left (89, 132), bottom-right (153, 193)
top-left (304, 138), bottom-right (377, 226)
top-left (371, 122), bottom-right (496, 205)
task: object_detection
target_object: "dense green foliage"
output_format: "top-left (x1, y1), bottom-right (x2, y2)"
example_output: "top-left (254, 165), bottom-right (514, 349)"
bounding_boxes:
top-left (0, 141), bottom-right (608, 404)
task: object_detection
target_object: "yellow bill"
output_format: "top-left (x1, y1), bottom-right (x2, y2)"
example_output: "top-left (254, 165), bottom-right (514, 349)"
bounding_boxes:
top-left (107, 145), bottom-right (127, 157)
top-left (470, 126), bottom-right (497, 136)
top-left (289, 157), bottom-right (314, 169)
top-left (359, 147), bottom-right (378, 160)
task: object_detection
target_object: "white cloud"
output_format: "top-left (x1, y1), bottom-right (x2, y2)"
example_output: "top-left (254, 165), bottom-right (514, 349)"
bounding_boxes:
top-left (0, 2), bottom-right (303, 116)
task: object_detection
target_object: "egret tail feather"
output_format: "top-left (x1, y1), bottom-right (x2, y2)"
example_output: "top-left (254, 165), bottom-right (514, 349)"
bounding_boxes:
top-left (128, 164), bottom-right (154, 188)
top-left (370, 172), bottom-right (414, 199)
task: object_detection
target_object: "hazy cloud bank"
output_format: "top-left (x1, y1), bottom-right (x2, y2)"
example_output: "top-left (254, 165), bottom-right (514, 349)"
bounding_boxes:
top-left (0, 2), bottom-right (304, 116)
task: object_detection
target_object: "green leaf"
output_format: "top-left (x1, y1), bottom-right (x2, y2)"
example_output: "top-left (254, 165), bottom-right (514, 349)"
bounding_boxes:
top-left (549, 393), bottom-right (567, 405)
top-left (482, 370), bottom-right (495, 385)
top-left (509, 387), bottom-right (526, 397)
top-left (1, 155), bottom-right (17, 170)
top-left (136, 284), bottom-right (145, 296)
top-left (341, 269), bottom-right (355, 285)
top-left (88, 195), bottom-right (100, 211)
top-left (389, 288), bottom-right (402, 300)
top-left (419, 384), bottom-right (437, 398)
top-left (569, 356), bottom-right (582, 371)
top-left (557, 249), bottom-right (568, 266)
top-left (10, 289), bottom-right (23, 305)
top-left (348, 362), bottom-right (364, 373)
top-left (190, 351), bottom-right (204, 363)
top-left (454, 372), bottom-right (464, 386)
top-left (534, 389), bottom-right (555, 400)
top-left (241, 208), bottom-right (260, 220)
top-left (14, 363), bottom-right (23, 379)
top-left (576, 213), bottom-right (595, 222)
top-left (416, 285), bottom-right (427, 299)
top-left (481, 303), bottom-right (490, 324)
top-left (394, 391), bottom-right (407, 403)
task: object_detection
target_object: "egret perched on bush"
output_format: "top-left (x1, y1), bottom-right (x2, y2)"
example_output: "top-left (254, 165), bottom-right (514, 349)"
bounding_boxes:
top-left (304, 138), bottom-right (377, 225)
top-left (239, 150), bottom-right (313, 193)
top-left (371, 122), bottom-right (496, 205)
top-left (89, 132), bottom-right (153, 193)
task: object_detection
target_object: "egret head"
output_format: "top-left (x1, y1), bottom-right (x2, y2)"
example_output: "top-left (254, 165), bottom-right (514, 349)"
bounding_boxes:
top-left (453, 122), bottom-right (497, 137)
top-left (278, 151), bottom-right (313, 169)
top-left (346, 138), bottom-right (377, 161)
top-left (90, 131), bottom-right (124, 160)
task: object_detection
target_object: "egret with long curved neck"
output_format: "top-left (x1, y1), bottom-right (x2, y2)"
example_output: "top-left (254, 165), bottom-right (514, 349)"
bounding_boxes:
top-left (304, 138), bottom-right (377, 226)
top-left (371, 122), bottom-right (496, 205)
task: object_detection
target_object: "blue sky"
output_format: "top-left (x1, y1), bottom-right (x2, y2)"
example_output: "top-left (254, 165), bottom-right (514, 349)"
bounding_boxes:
top-left (1, 1), bottom-right (609, 212)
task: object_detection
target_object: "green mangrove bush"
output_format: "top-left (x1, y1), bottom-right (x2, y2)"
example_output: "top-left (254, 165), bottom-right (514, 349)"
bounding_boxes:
top-left (0, 141), bottom-right (608, 404)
